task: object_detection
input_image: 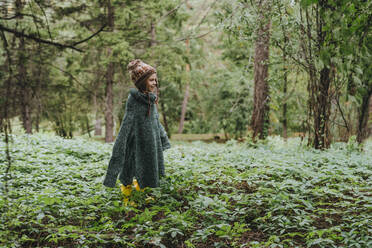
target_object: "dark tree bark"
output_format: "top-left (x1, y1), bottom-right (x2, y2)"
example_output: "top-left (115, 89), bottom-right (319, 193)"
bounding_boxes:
top-left (312, 67), bottom-right (332, 149)
top-left (104, 0), bottom-right (115, 143)
top-left (251, 0), bottom-right (271, 141)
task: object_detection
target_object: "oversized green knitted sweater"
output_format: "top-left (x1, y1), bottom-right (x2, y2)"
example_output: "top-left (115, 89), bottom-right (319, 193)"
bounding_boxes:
top-left (103, 88), bottom-right (171, 188)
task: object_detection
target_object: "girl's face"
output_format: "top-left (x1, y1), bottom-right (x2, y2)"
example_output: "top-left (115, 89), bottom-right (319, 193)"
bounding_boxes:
top-left (146, 73), bottom-right (157, 93)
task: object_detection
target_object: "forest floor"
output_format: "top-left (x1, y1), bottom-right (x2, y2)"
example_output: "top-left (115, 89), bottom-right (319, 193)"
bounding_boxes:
top-left (0, 134), bottom-right (371, 248)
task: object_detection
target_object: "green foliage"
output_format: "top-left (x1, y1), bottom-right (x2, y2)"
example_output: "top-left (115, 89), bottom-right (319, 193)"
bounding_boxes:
top-left (205, 68), bottom-right (252, 138)
top-left (1, 0), bottom-right (371, 145)
top-left (216, 0), bottom-right (372, 143)
top-left (1, 134), bottom-right (371, 247)
top-left (345, 135), bottom-right (363, 153)
top-left (216, 0), bottom-right (310, 138)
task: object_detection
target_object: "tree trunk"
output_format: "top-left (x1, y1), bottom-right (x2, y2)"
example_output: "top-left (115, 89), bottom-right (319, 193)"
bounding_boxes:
top-left (282, 34), bottom-right (288, 140)
top-left (357, 89), bottom-right (372, 143)
top-left (368, 94), bottom-right (372, 138)
top-left (85, 115), bottom-right (91, 137)
top-left (300, 4), bottom-right (333, 149)
top-left (150, 21), bottom-right (156, 47)
top-left (35, 98), bottom-right (41, 132)
top-left (251, 0), bottom-right (271, 141)
top-left (308, 3), bottom-right (332, 149)
top-left (18, 36), bottom-right (32, 134)
top-left (15, 1), bottom-right (32, 134)
top-left (178, 81), bottom-right (189, 134)
top-left (93, 92), bottom-right (102, 136)
top-left (149, 20), bottom-right (170, 137)
top-left (0, 23), bottom-right (14, 195)
top-left (313, 67), bottom-right (332, 149)
top-left (282, 77), bottom-right (288, 139)
top-left (104, 0), bottom-right (115, 143)
top-left (178, 39), bottom-right (191, 134)
top-left (95, 118), bottom-right (102, 136)
top-left (277, 0), bottom-right (288, 140)
top-left (93, 48), bottom-right (103, 136)
top-left (33, 44), bottom-right (43, 133)
top-left (105, 48), bottom-right (114, 143)
top-left (161, 101), bottom-right (170, 136)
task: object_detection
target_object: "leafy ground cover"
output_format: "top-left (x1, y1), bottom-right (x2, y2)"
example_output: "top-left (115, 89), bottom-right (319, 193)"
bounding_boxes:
top-left (0, 134), bottom-right (371, 248)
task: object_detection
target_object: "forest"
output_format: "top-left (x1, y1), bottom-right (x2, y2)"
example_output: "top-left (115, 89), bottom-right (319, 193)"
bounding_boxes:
top-left (0, 0), bottom-right (371, 146)
top-left (0, 0), bottom-right (371, 247)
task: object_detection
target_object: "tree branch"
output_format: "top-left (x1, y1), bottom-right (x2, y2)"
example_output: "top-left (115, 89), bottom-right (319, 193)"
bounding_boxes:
top-left (0, 13), bottom-right (41, 21)
top-left (34, 0), bottom-right (53, 40)
top-left (334, 93), bottom-right (350, 133)
top-left (273, 39), bottom-right (308, 70)
top-left (0, 23), bottom-right (83, 51)
top-left (0, 24), bottom-right (106, 52)
top-left (72, 24), bottom-right (106, 46)
top-left (156, 0), bottom-right (187, 26)
top-left (176, 29), bottom-right (215, 41)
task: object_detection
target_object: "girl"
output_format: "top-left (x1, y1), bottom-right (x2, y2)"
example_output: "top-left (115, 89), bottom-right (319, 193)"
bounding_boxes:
top-left (103, 59), bottom-right (171, 198)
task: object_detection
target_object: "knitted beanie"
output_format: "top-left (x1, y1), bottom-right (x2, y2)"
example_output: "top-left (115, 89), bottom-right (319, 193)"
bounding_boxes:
top-left (127, 59), bottom-right (157, 91)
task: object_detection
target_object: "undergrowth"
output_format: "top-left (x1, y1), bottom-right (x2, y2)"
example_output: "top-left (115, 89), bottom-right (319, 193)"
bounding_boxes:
top-left (0, 134), bottom-right (371, 247)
